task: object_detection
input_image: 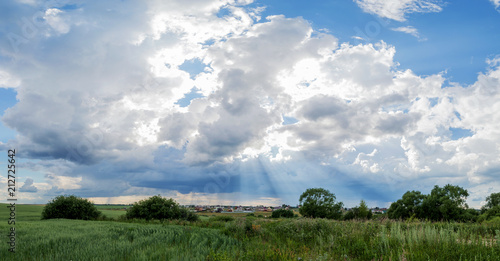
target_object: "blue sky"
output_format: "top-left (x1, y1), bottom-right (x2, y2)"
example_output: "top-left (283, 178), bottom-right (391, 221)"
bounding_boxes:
top-left (1, 0), bottom-right (500, 207)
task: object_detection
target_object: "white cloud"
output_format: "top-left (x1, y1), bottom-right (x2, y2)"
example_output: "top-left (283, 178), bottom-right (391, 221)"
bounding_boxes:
top-left (1, 0), bottom-right (499, 208)
top-left (391, 26), bottom-right (425, 40)
top-left (491, 0), bottom-right (500, 10)
top-left (15, 0), bottom-right (36, 5)
top-left (20, 178), bottom-right (38, 192)
top-left (354, 0), bottom-right (444, 21)
top-left (46, 174), bottom-right (82, 190)
top-left (43, 8), bottom-right (71, 35)
top-left (0, 70), bottom-right (21, 88)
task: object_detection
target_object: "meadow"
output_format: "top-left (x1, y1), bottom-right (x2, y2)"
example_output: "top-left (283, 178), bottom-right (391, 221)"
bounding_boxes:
top-left (1, 204), bottom-right (499, 260)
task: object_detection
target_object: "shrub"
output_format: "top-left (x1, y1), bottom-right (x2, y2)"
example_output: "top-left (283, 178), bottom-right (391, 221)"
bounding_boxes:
top-left (41, 195), bottom-right (102, 220)
top-left (271, 209), bottom-right (294, 218)
top-left (125, 195), bottom-right (199, 221)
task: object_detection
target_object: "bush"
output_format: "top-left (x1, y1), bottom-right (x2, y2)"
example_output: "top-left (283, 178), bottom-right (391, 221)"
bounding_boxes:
top-left (41, 195), bottom-right (102, 220)
top-left (271, 209), bottom-right (294, 218)
top-left (125, 195), bottom-right (199, 221)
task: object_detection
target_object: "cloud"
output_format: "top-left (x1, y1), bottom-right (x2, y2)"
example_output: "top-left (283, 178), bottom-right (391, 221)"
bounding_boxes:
top-left (43, 8), bottom-right (72, 35)
top-left (45, 174), bottom-right (82, 190)
top-left (354, 0), bottom-right (444, 21)
top-left (0, 70), bottom-right (21, 88)
top-left (1, 0), bottom-right (499, 208)
top-left (491, 0), bottom-right (500, 10)
top-left (20, 178), bottom-right (38, 192)
top-left (391, 26), bottom-right (425, 40)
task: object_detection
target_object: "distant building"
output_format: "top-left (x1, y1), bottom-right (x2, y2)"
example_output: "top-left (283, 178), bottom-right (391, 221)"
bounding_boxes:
top-left (371, 208), bottom-right (388, 214)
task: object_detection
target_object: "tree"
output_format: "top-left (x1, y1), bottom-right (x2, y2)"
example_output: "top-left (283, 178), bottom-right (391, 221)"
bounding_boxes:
top-left (387, 190), bottom-right (425, 220)
top-left (482, 192), bottom-right (500, 213)
top-left (388, 185), bottom-right (476, 222)
top-left (125, 195), bottom-right (198, 221)
top-left (42, 195), bottom-right (102, 220)
top-left (299, 188), bottom-right (343, 219)
top-left (344, 200), bottom-right (372, 220)
top-left (479, 192), bottom-right (500, 221)
top-left (421, 184), bottom-right (470, 221)
top-left (343, 209), bottom-right (356, 220)
top-left (357, 200), bottom-right (372, 219)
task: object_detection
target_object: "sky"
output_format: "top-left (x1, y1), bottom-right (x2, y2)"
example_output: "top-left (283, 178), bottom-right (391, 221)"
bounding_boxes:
top-left (1, 0), bottom-right (500, 208)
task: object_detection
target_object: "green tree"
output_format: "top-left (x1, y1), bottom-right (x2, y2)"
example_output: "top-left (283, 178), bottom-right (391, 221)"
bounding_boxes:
top-left (421, 184), bottom-right (470, 221)
top-left (344, 200), bottom-right (372, 220)
top-left (125, 195), bottom-right (198, 221)
top-left (343, 209), bottom-right (356, 220)
top-left (41, 195), bottom-right (102, 220)
top-left (482, 192), bottom-right (500, 212)
top-left (357, 200), bottom-right (372, 219)
top-left (387, 190), bottom-right (425, 220)
top-left (480, 192), bottom-right (500, 221)
top-left (299, 188), bottom-right (343, 219)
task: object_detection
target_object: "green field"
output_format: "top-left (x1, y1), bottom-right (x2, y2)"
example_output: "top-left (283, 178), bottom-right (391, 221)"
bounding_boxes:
top-left (1, 204), bottom-right (499, 260)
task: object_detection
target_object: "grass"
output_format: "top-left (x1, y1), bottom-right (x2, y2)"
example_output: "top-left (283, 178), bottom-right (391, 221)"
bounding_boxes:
top-left (95, 204), bottom-right (131, 210)
top-left (0, 204), bottom-right (44, 221)
top-left (1, 204), bottom-right (499, 260)
top-left (100, 209), bottom-right (127, 219)
top-left (0, 219), bottom-right (241, 261)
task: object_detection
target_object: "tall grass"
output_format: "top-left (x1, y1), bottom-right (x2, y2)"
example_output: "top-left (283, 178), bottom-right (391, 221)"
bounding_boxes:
top-left (1, 204), bottom-right (498, 260)
top-left (0, 219), bottom-right (241, 261)
top-left (215, 218), bottom-right (500, 260)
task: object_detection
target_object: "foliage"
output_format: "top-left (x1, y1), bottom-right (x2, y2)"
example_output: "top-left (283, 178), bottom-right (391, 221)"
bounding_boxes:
top-left (299, 188), bottom-right (343, 219)
top-left (125, 195), bottom-right (199, 221)
top-left (388, 185), bottom-right (478, 222)
top-left (480, 192), bottom-right (500, 222)
top-left (387, 190), bottom-right (425, 220)
top-left (344, 200), bottom-right (373, 220)
top-left (41, 195), bottom-right (102, 220)
top-left (421, 184), bottom-right (471, 221)
top-left (483, 192), bottom-right (500, 211)
top-left (271, 209), bottom-right (294, 218)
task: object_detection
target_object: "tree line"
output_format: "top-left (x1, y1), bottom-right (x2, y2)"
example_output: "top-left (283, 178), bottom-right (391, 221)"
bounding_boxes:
top-left (40, 184), bottom-right (499, 223)
top-left (298, 185), bottom-right (500, 222)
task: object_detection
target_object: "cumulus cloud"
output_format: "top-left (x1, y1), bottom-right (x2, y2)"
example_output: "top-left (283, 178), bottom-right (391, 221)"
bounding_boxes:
top-left (1, 0), bottom-right (499, 207)
top-left (20, 178), bottom-right (38, 192)
top-left (354, 0), bottom-right (444, 21)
